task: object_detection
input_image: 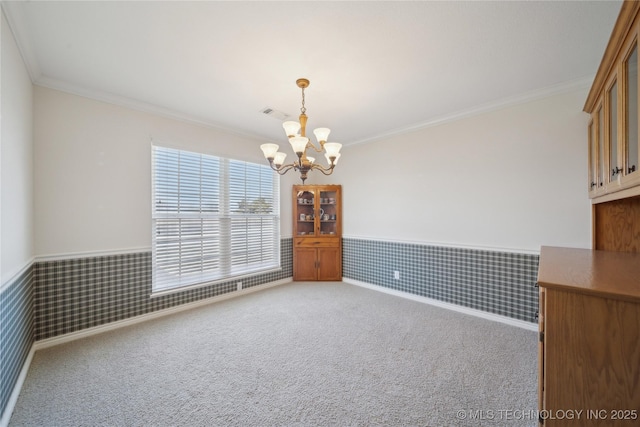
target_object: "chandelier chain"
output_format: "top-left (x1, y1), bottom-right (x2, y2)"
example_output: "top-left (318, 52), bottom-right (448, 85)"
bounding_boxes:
top-left (300, 87), bottom-right (306, 115)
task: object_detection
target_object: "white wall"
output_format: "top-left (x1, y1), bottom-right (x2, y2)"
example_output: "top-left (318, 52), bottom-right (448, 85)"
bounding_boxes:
top-left (1, 10), bottom-right (34, 284)
top-left (34, 86), bottom-right (296, 257)
top-left (34, 81), bottom-right (591, 257)
top-left (323, 88), bottom-right (592, 253)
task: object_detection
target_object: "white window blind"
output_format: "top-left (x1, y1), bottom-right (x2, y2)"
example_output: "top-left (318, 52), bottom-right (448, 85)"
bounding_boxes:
top-left (152, 145), bottom-right (280, 292)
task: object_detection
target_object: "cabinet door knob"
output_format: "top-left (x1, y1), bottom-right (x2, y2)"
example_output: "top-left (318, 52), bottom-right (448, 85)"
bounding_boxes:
top-left (612, 167), bottom-right (622, 176)
top-left (630, 165), bottom-right (637, 173)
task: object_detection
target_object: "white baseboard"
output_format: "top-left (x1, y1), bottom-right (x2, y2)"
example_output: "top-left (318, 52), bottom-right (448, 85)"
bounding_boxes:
top-left (0, 347), bottom-right (35, 427)
top-left (343, 278), bottom-right (538, 332)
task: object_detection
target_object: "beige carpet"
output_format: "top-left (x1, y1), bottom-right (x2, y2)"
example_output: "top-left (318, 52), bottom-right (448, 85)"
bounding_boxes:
top-left (10, 282), bottom-right (537, 426)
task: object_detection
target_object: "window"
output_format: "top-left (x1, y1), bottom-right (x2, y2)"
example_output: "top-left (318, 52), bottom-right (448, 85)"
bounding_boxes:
top-left (152, 145), bottom-right (280, 293)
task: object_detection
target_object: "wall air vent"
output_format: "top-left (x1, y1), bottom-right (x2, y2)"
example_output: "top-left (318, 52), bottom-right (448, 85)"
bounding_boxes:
top-left (260, 107), bottom-right (290, 121)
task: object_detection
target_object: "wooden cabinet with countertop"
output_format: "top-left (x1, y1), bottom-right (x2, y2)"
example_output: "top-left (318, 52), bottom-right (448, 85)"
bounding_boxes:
top-left (538, 3), bottom-right (640, 423)
top-left (537, 246), bottom-right (640, 426)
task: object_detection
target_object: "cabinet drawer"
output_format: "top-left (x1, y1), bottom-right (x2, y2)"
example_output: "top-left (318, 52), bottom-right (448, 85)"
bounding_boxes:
top-left (294, 237), bottom-right (341, 247)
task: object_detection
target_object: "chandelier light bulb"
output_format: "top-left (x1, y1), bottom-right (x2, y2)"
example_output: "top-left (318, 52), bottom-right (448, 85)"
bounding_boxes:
top-left (273, 152), bottom-right (287, 167)
top-left (289, 136), bottom-right (309, 155)
top-left (283, 121), bottom-right (301, 138)
top-left (323, 142), bottom-right (342, 158)
top-left (260, 143), bottom-right (279, 159)
top-left (325, 153), bottom-right (341, 165)
top-left (313, 128), bottom-right (331, 144)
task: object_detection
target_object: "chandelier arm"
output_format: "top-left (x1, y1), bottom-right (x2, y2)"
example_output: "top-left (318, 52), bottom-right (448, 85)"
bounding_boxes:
top-left (269, 162), bottom-right (298, 175)
top-left (310, 163), bottom-right (336, 175)
top-left (306, 141), bottom-right (325, 153)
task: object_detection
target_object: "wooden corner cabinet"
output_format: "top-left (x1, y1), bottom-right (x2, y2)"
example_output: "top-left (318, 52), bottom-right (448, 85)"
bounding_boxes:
top-left (292, 184), bottom-right (342, 281)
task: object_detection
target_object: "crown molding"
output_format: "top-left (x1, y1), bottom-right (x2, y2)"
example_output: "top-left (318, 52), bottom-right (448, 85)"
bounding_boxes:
top-left (34, 76), bottom-right (273, 142)
top-left (1, 1), bottom-right (41, 82)
top-left (349, 76), bottom-right (594, 147)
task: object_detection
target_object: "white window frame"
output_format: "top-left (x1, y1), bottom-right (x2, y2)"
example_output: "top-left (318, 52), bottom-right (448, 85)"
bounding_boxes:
top-left (151, 144), bottom-right (280, 294)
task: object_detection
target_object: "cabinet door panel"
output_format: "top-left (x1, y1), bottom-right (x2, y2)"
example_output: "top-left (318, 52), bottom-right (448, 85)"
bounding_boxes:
top-left (598, 105), bottom-right (606, 189)
top-left (317, 247), bottom-right (342, 281)
top-left (608, 79), bottom-right (620, 182)
top-left (626, 44), bottom-right (639, 177)
top-left (294, 247), bottom-right (318, 281)
top-left (543, 289), bottom-right (640, 426)
top-left (538, 288), bottom-right (545, 418)
top-left (294, 190), bottom-right (317, 237)
top-left (589, 120), bottom-right (597, 194)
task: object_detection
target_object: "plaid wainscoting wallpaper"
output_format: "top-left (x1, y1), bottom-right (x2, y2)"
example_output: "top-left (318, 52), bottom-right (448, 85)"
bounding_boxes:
top-left (34, 238), bottom-right (293, 341)
top-left (0, 267), bottom-right (34, 420)
top-left (343, 238), bottom-right (539, 322)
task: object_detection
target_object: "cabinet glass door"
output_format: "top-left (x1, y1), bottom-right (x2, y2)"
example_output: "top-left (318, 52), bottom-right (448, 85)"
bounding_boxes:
top-left (318, 190), bottom-right (338, 236)
top-left (295, 190), bottom-right (316, 236)
top-left (609, 80), bottom-right (620, 181)
top-left (597, 105), bottom-right (605, 188)
top-left (626, 44), bottom-right (639, 176)
top-left (589, 120), bottom-right (597, 192)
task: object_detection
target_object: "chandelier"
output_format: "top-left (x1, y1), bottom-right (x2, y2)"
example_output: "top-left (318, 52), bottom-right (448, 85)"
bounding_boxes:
top-left (260, 78), bottom-right (342, 183)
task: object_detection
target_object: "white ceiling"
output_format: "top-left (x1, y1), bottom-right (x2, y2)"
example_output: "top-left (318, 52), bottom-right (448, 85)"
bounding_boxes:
top-left (3, 1), bottom-right (623, 146)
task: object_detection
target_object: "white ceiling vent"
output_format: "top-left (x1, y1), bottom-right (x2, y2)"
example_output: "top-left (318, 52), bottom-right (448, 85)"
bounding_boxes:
top-left (261, 107), bottom-right (290, 121)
